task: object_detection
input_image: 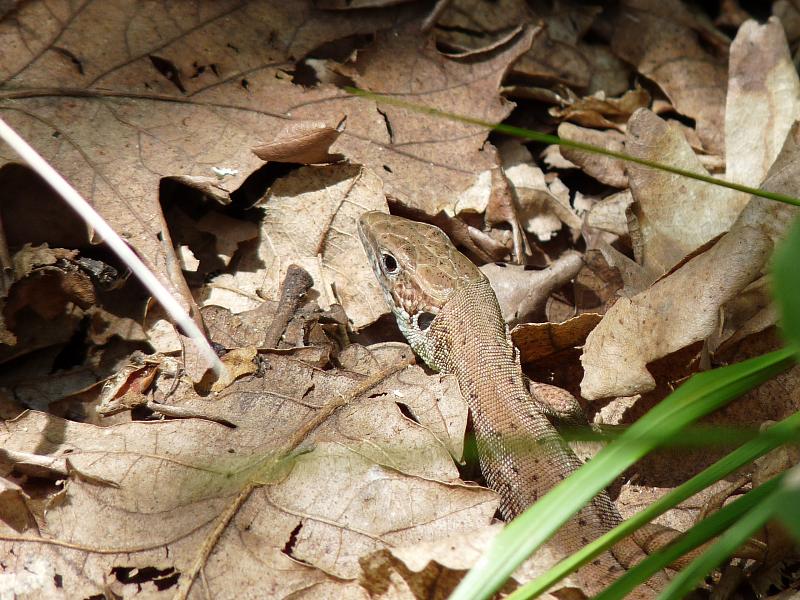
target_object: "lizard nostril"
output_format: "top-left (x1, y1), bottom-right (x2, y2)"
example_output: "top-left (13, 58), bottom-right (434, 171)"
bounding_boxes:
top-left (417, 312), bottom-right (435, 330)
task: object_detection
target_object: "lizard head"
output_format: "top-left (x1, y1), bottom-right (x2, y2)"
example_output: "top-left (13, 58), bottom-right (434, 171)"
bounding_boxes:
top-left (358, 211), bottom-right (485, 354)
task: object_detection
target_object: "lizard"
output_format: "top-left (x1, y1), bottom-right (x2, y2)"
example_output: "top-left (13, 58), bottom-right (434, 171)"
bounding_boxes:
top-left (358, 211), bottom-right (665, 597)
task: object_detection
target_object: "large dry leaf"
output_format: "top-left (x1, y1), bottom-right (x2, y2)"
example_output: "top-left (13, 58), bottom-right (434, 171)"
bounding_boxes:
top-left (0, 0), bottom-right (409, 358)
top-left (725, 17), bottom-right (800, 188)
top-left (0, 346), bottom-right (497, 598)
top-left (332, 24), bottom-right (535, 217)
top-left (580, 226), bottom-right (771, 400)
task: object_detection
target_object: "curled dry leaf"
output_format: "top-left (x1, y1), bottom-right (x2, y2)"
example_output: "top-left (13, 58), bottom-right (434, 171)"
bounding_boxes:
top-left (431, 0), bottom-right (533, 53)
top-left (209, 347), bottom-right (258, 393)
top-left (512, 313), bottom-right (602, 365)
top-left (252, 117), bottom-right (346, 165)
top-left (500, 142), bottom-right (581, 241)
top-left (558, 123), bottom-right (627, 188)
top-left (549, 87), bottom-right (650, 130)
top-left (580, 226), bottom-right (771, 400)
top-left (480, 252), bottom-right (584, 325)
top-left (361, 523), bottom-right (576, 597)
top-left (586, 190), bottom-right (633, 238)
top-left (0, 476), bottom-right (37, 533)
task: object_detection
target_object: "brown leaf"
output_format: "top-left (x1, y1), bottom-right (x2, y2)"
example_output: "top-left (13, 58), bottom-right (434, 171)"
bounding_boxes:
top-left (332, 24), bottom-right (536, 217)
top-left (586, 190), bottom-right (633, 237)
top-left (252, 117), bottom-right (346, 164)
top-left (625, 109), bottom-right (748, 279)
top-left (500, 141), bottom-right (581, 241)
top-left (210, 347), bottom-right (258, 392)
top-left (480, 252), bottom-right (584, 325)
top-left (611, 0), bottom-right (728, 154)
top-left (725, 18), bottom-right (800, 188)
top-left (204, 164), bottom-right (387, 328)
top-left (432, 0), bottom-right (535, 53)
top-left (580, 226), bottom-right (771, 400)
top-left (550, 87), bottom-right (650, 129)
top-left (558, 123), bottom-right (627, 188)
top-left (734, 121), bottom-right (800, 252)
top-left (513, 313), bottom-right (602, 365)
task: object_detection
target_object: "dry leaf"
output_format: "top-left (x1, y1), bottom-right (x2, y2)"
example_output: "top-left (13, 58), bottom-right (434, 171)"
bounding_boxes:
top-left (333, 24), bottom-right (536, 217)
top-left (252, 117), bottom-right (346, 164)
top-left (204, 164), bottom-right (388, 328)
top-left (580, 226), bottom-right (771, 400)
top-left (500, 142), bottom-right (581, 241)
top-left (625, 109), bottom-right (748, 278)
top-left (586, 190), bottom-right (633, 237)
top-left (558, 123), bottom-right (627, 188)
top-left (480, 253), bottom-right (584, 325)
top-left (0, 343), bottom-right (496, 598)
top-left (513, 313), bottom-right (602, 365)
top-left (725, 17), bottom-right (800, 188)
top-left (611, 0), bottom-right (728, 153)
top-left (550, 87), bottom-right (650, 129)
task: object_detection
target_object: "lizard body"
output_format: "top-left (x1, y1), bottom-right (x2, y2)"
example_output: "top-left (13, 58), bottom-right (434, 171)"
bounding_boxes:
top-left (358, 211), bottom-right (661, 597)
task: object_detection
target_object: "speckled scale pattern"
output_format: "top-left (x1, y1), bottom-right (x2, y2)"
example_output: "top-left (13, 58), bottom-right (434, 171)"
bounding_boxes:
top-left (358, 212), bottom-right (662, 597)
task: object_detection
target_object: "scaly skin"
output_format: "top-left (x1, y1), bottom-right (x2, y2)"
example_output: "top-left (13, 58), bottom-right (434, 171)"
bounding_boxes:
top-left (358, 211), bottom-right (662, 597)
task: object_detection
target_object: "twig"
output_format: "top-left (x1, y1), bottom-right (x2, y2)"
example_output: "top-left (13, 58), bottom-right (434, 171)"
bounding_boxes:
top-left (262, 264), bottom-right (314, 348)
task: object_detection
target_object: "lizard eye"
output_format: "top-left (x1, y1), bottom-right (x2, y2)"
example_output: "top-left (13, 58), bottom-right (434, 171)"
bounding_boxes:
top-left (381, 252), bottom-right (399, 275)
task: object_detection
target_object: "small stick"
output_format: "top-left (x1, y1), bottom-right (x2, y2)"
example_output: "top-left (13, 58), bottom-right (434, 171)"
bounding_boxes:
top-left (261, 264), bottom-right (313, 348)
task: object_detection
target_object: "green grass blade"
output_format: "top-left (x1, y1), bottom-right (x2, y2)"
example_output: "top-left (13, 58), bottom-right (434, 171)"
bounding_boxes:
top-left (345, 87), bottom-right (800, 208)
top-left (772, 216), bottom-right (800, 347)
top-left (773, 467), bottom-right (800, 540)
top-left (448, 347), bottom-right (796, 600)
top-left (507, 410), bottom-right (800, 600)
top-left (595, 474), bottom-right (783, 600)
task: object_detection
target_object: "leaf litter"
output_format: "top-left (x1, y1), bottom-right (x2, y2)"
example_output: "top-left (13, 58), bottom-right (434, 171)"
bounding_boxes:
top-left (0, 1), bottom-right (800, 598)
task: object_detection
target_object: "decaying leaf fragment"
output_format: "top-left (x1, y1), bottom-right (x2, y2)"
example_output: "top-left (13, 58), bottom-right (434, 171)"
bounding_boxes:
top-left (500, 142), bottom-right (582, 241)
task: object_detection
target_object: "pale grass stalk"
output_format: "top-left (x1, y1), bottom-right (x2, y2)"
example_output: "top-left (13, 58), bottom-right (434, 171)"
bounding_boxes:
top-left (0, 117), bottom-right (223, 375)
